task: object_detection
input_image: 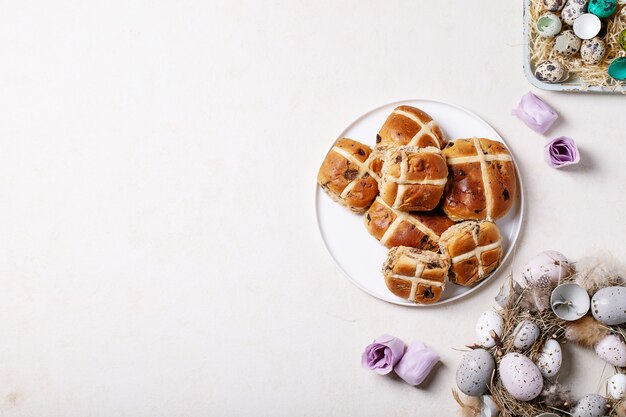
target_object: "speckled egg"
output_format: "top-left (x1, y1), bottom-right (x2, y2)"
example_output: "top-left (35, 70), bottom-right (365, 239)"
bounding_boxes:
top-left (607, 374), bottom-right (626, 400)
top-left (562, 0), bottom-right (589, 25)
top-left (475, 311), bottom-right (504, 348)
top-left (620, 29), bottom-right (626, 51)
top-left (596, 335), bottom-right (626, 367)
top-left (544, 0), bottom-right (567, 11)
top-left (535, 60), bottom-right (568, 83)
top-left (581, 37), bottom-right (607, 65)
top-left (588, 0), bottom-right (617, 18)
top-left (537, 13), bottom-right (563, 37)
top-left (499, 353), bottom-right (543, 401)
top-left (571, 394), bottom-right (607, 417)
top-left (537, 339), bottom-right (562, 378)
top-left (456, 349), bottom-right (496, 397)
top-left (555, 30), bottom-right (582, 55)
top-left (522, 251), bottom-right (570, 288)
top-left (513, 320), bottom-right (540, 351)
top-left (591, 286), bottom-right (626, 325)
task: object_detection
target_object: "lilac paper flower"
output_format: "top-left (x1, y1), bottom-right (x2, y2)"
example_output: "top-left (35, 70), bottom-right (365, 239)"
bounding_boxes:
top-left (545, 136), bottom-right (580, 168)
top-left (512, 92), bottom-right (558, 134)
top-left (393, 340), bottom-right (440, 386)
top-left (361, 334), bottom-right (405, 375)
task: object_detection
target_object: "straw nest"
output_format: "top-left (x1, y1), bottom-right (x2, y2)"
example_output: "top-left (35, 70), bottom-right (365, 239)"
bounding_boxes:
top-left (529, 0), bottom-right (626, 91)
top-left (454, 257), bottom-right (626, 417)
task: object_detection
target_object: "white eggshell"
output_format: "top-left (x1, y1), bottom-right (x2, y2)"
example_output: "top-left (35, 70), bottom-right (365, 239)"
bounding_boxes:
top-left (522, 251), bottom-right (570, 288)
top-left (513, 320), bottom-right (540, 351)
top-left (607, 374), bottom-right (626, 400)
top-left (591, 286), bottom-right (626, 325)
top-left (495, 279), bottom-right (522, 309)
top-left (499, 353), bottom-right (544, 401)
top-left (456, 349), bottom-right (496, 397)
top-left (537, 339), bottom-right (562, 378)
top-left (480, 395), bottom-right (499, 417)
top-left (475, 311), bottom-right (504, 348)
top-left (595, 335), bottom-right (626, 367)
top-left (571, 394), bottom-right (607, 417)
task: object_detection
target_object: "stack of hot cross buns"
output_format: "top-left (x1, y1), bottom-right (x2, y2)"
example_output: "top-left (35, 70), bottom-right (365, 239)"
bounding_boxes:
top-left (317, 105), bottom-right (517, 305)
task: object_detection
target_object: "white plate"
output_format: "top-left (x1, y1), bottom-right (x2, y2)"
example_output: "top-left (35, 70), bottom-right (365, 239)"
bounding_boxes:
top-left (315, 99), bottom-right (525, 307)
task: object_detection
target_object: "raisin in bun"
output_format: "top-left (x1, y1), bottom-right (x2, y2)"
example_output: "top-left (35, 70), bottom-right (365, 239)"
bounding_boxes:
top-left (377, 105), bottom-right (446, 149)
top-left (442, 138), bottom-right (516, 221)
top-left (382, 247), bottom-right (450, 304)
top-left (438, 220), bottom-right (503, 286)
top-left (317, 138), bottom-right (379, 212)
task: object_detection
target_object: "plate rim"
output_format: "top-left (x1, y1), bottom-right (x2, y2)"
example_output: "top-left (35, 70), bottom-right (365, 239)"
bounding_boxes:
top-left (314, 98), bottom-right (526, 307)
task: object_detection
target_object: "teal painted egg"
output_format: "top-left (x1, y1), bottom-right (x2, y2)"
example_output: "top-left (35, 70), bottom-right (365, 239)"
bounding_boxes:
top-left (588, 0), bottom-right (617, 18)
top-left (608, 57), bottom-right (626, 81)
top-left (620, 29), bottom-right (626, 51)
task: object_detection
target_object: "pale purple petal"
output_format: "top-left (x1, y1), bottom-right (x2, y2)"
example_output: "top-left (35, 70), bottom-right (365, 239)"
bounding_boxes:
top-left (361, 334), bottom-right (405, 375)
top-left (544, 136), bottom-right (580, 168)
top-left (393, 340), bottom-right (440, 385)
top-left (512, 92), bottom-right (558, 134)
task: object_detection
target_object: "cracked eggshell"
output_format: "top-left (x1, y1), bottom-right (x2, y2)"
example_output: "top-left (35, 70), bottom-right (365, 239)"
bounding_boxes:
top-left (495, 279), bottom-right (522, 308)
top-left (571, 394), bottom-right (607, 417)
top-left (551, 283), bottom-right (591, 321)
top-left (456, 349), bottom-right (495, 397)
top-left (581, 37), bottom-right (606, 65)
top-left (562, 0), bottom-right (589, 25)
top-left (522, 251), bottom-right (571, 288)
top-left (537, 339), bottom-right (562, 378)
top-left (606, 374), bottom-right (626, 400)
top-left (499, 353), bottom-right (544, 401)
top-left (595, 335), bottom-right (626, 367)
top-left (554, 30), bottom-right (582, 56)
top-left (481, 395), bottom-right (499, 417)
top-left (591, 286), bottom-right (626, 325)
top-left (607, 374), bottom-right (626, 400)
top-left (475, 311), bottom-right (504, 348)
top-left (513, 320), bottom-right (540, 351)
top-left (537, 13), bottom-right (563, 38)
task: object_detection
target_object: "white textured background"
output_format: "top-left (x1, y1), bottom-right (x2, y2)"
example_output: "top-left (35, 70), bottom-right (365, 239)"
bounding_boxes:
top-left (0, 1), bottom-right (623, 416)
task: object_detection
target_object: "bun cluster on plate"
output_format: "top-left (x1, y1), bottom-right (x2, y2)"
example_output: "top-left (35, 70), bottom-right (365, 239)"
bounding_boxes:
top-left (317, 105), bottom-right (517, 305)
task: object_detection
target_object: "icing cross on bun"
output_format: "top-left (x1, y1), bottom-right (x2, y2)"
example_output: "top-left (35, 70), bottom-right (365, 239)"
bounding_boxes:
top-left (380, 146), bottom-right (448, 211)
top-left (377, 105), bottom-right (446, 149)
top-left (439, 220), bottom-right (503, 286)
top-left (382, 247), bottom-right (450, 304)
top-left (442, 137), bottom-right (517, 221)
top-left (365, 197), bottom-right (455, 250)
top-left (317, 138), bottom-right (380, 213)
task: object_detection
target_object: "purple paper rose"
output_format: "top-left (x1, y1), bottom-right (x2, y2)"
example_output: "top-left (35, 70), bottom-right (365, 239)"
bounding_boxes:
top-left (361, 334), bottom-right (405, 375)
top-left (545, 136), bottom-right (580, 168)
top-left (512, 92), bottom-right (558, 134)
top-left (393, 340), bottom-right (440, 386)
